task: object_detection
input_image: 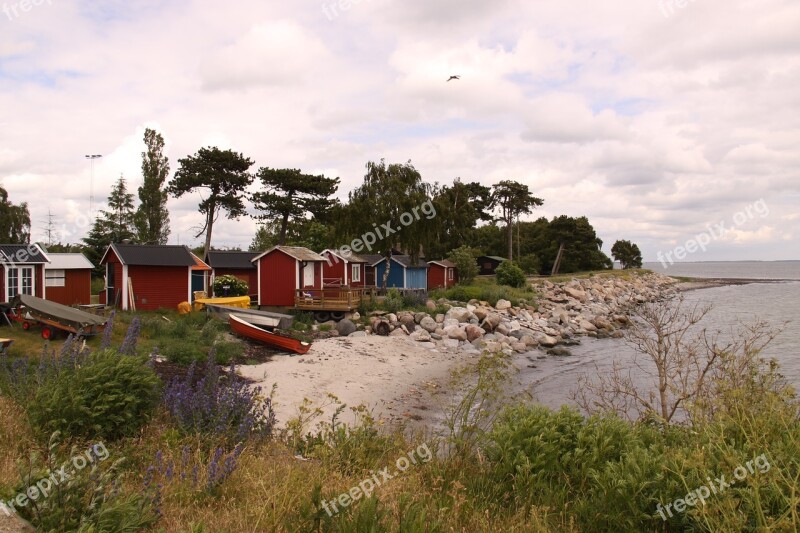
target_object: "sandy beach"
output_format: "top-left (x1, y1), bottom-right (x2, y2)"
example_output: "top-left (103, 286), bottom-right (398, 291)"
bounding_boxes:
top-left (236, 336), bottom-right (478, 431)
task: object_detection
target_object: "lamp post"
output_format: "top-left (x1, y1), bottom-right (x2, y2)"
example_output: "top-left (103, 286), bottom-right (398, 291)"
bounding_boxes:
top-left (85, 154), bottom-right (102, 218)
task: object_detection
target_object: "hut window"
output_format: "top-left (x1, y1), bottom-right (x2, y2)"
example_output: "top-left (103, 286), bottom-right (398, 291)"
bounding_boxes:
top-left (351, 264), bottom-right (361, 282)
top-left (45, 269), bottom-right (66, 287)
top-left (448, 268), bottom-right (454, 280)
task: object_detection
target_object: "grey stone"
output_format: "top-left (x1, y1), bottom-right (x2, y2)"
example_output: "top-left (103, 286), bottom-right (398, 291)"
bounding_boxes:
top-left (336, 319), bottom-right (357, 336)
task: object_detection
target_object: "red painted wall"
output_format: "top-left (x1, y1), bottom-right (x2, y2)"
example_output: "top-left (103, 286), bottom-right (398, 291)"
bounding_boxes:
top-left (258, 250), bottom-right (297, 307)
top-left (428, 264), bottom-right (446, 290)
top-left (46, 269), bottom-right (91, 306)
top-left (322, 253), bottom-right (345, 286)
top-left (213, 268), bottom-right (258, 297)
top-left (128, 265), bottom-right (189, 311)
top-left (427, 264), bottom-right (459, 290)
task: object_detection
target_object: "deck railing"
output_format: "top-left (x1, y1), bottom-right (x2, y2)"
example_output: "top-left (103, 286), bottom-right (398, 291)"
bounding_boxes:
top-left (294, 288), bottom-right (374, 311)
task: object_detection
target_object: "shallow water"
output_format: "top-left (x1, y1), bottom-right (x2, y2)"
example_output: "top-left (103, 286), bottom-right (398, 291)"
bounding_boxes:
top-left (517, 278), bottom-right (800, 411)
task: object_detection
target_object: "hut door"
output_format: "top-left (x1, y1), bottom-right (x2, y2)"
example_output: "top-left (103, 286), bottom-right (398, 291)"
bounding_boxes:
top-left (106, 263), bottom-right (115, 305)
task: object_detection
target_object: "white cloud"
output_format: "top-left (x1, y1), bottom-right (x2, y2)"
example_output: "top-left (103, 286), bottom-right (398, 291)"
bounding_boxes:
top-left (0, 0), bottom-right (797, 261)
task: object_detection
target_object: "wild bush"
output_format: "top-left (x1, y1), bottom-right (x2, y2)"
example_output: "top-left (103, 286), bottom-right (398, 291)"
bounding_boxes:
top-left (164, 351), bottom-right (275, 443)
top-left (382, 288), bottom-right (404, 313)
top-left (494, 261), bottom-right (526, 288)
top-left (28, 349), bottom-right (161, 441)
top-left (9, 432), bottom-right (155, 531)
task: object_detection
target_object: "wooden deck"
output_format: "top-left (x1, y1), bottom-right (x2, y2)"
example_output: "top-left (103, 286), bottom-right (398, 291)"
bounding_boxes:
top-left (294, 288), bottom-right (373, 311)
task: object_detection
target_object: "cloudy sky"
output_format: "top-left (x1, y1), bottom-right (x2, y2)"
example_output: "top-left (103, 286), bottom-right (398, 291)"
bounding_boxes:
top-left (1, 0), bottom-right (798, 262)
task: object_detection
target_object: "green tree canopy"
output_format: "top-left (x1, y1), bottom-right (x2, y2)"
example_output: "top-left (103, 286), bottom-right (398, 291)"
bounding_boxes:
top-left (135, 128), bottom-right (171, 245)
top-left (338, 160), bottom-right (434, 288)
top-left (168, 147), bottom-right (254, 258)
top-left (428, 179), bottom-right (492, 258)
top-left (0, 186), bottom-right (31, 243)
top-left (611, 239), bottom-right (643, 269)
top-left (491, 180), bottom-right (544, 261)
top-left (251, 168), bottom-right (339, 245)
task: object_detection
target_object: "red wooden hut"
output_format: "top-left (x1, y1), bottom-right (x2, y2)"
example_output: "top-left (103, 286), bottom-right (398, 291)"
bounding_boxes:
top-left (320, 249), bottom-right (367, 288)
top-left (0, 244), bottom-right (48, 303)
top-left (205, 250), bottom-right (258, 298)
top-left (44, 253), bottom-right (94, 306)
top-left (427, 259), bottom-right (458, 289)
top-left (100, 244), bottom-right (196, 311)
top-left (252, 246), bottom-right (326, 308)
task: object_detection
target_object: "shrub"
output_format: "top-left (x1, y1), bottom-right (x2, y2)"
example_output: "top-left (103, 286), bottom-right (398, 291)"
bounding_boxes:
top-left (164, 351), bottom-right (275, 443)
top-left (212, 274), bottom-right (249, 297)
top-left (28, 349), bottom-right (161, 440)
top-left (448, 246), bottom-right (479, 284)
top-left (10, 432), bottom-right (156, 531)
top-left (382, 288), bottom-right (404, 313)
top-left (402, 290), bottom-right (427, 308)
top-left (495, 261), bottom-right (526, 288)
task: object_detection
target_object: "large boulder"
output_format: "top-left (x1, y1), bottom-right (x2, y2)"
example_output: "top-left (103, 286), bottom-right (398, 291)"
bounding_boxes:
top-left (446, 307), bottom-right (471, 323)
top-left (564, 287), bottom-right (587, 302)
top-left (397, 312), bottom-right (416, 325)
top-left (410, 329), bottom-right (432, 342)
top-left (480, 313), bottom-right (503, 331)
top-left (443, 318), bottom-right (460, 329)
top-left (419, 316), bottom-right (438, 333)
top-left (445, 326), bottom-right (468, 341)
top-left (389, 327), bottom-right (407, 337)
top-left (336, 319), bottom-right (357, 336)
top-left (537, 334), bottom-right (558, 348)
top-left (495, 299), bottom-right (512, 311)
top-left (579, 319), bottom-right (597, 332)
top-left (465, 324), bottom-right (484, 342)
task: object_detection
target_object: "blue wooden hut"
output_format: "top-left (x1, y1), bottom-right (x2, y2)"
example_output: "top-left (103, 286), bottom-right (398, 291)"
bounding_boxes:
top-left (373, 255), bottom-right (428, 290)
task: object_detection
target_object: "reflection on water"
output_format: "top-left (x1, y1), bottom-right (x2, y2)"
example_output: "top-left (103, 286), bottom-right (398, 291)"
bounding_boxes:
top-left (517, 281), bottom-right (800, 411)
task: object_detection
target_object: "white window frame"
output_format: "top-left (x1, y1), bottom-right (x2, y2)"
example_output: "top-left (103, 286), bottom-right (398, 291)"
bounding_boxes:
top-left (447, 267), bottom-right (454, 280)
top-left (302, 262), bottom-right (315, 287)
top-left (46, 269), bottom-right (66, 287)
top-left (351, 263), bottom-right (361, 283)
top-left (6, 266), bottom-right (34, 301)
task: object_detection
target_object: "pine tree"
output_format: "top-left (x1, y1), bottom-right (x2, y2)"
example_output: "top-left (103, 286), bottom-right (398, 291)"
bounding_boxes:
top-left (83, 176), bottom-right (137, 269)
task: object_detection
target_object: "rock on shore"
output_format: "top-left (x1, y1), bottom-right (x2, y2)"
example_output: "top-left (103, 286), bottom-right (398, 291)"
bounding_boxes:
top-left (360, 272), bottom-right (678, 356)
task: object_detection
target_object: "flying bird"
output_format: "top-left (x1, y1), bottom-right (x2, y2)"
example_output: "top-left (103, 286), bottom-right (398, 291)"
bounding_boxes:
top-left (446, 75), bottom-right (460, 82)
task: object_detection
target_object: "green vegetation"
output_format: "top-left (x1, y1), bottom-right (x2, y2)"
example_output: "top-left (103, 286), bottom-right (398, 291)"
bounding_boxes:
top-left (611, 239), bottom-right (644, 269)
top-left (447, 245), bottom-right (479, 284)
top-left (211, 274), bottom-right (248, 297)
top-left (430, 276), bottom-right (535, 307)
top-left (494, 260), bottom-right (526, 288)
top-left (28, 350), bottom-right (161, 440)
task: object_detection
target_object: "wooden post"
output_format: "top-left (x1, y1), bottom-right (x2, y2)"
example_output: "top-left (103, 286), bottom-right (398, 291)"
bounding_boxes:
top-left (128, 277), bottom-right (136, 312)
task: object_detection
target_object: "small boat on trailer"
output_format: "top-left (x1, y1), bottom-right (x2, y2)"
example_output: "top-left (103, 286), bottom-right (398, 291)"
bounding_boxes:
top-left (8, 294), bottom-right (107, 339)
top-left (205, 303), bottom-right (294, 330)
top-left (228, 314), bottom-right (310, 355)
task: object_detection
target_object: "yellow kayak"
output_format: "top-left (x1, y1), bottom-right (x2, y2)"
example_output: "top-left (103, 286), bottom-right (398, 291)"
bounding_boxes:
top-left (193, 295), bottom-right (251, 312)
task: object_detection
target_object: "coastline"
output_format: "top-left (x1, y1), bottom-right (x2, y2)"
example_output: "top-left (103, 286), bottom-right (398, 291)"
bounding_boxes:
top-left (673, 277), bottom-right (798, 291)
top-left (237, 271), bottom-right (682, 432)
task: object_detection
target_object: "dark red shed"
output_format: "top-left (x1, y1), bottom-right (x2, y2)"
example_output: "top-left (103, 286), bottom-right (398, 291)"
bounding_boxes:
top-left (100, 244), bottom-right (196, 311)
top-left (427, 259), bottom-right (458, 290)
top-left (44, 253), bottom-right (94, 306)
top-left (320, 249), bottom-right (367, 288)
top-left (252, 246), bottom-right (326, 308)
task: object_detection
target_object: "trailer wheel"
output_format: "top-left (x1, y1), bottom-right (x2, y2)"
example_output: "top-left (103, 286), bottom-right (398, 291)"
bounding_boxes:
top-left (41, 327), bottom-right (55, 340)
top-left (330, 311), bottom-right (345, 321)
top-left (22, 321), bottom-right (31, 331)
top-left (314, 311), bottom-right (331, 323)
